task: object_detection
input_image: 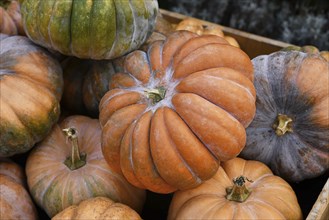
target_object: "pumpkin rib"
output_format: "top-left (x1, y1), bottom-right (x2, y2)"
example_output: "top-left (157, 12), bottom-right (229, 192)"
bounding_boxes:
top-left (172, 93), bottom-right (246, 161)
top-left (47, 0), bottom-right (73, 55)
top-left (173, 43), bottom-right (254, 80)
top-left (147, 39), bottom-right (164, 78)
top-left (249, 198), bottom-right (289, 219)
top-left (42, 1), bottom-right (56, 50)
top-left (12, 70), bottom-right (53, 91)
top-left (161, 31), bottom-right (198, 72)
top-left (123, 50), bottom-right (151, 84)
top-left (172, 35), bottom-right (230, 69)
top-left (130, 111), bottom-right (177, 193)
top-left (99, 90), bottom-right (143, 127)
top-left (89, 0), bottom-right (116, 59)
top-left (120, 119), bottom-right (147, 189)
top-left (150, 107), bottom-right (202, 190)
top-left (162, 108), bottom-right (204, 188)
top-left (7, 75), bottom-right (56, 108)
top-left (101, 103), bottom-right (147, 173)
top-left (105, 1), bottom-right (134, 56)
top-left (163, 107), bottom-right (219, 181)
top-left (36, 1), bottom-right (55, 50)
top-left (176, 69), bottom-right (256, 127)
top-left (0, 82), bottom-right (56, 140)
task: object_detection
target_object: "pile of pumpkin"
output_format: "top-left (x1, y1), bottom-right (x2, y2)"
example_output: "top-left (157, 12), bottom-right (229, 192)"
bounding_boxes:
top-left (1, 1), bottom-right (328, 219)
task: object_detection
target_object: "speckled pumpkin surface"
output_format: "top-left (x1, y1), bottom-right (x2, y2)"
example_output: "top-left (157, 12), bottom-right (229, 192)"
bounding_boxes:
top-left (99, 31), bottom-right (256, 193)
top-left (52, 197), bottom-right (142, 220)
top-left (240, 51), bottom-right (329, 182)
top-left (0, 34), bottom-right (63, 157)
top-left (25, 115), bottom-right (146, 218)
top-left (20, 0), bottom-right (159, 60)
top-left (0, 159), bottom-right (38, 220)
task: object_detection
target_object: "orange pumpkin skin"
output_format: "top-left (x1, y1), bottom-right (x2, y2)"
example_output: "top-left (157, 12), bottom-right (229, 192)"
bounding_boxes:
top-left (241, 51), bottom-right (329, 182)
top-left (52, 197), bottom-right (142, 220)
top-left (0, 34), bottom-right (63, 157)
top-left (99, 31), bottom-right (256, 193)
top-left (0, 159), bottom-right (38, 220)
top-left (0, 0), bottom-right (25, 36)
top-left (168, 157), bottom-right (303, 220)
top-left (25, 115), bottom-right (146, 218)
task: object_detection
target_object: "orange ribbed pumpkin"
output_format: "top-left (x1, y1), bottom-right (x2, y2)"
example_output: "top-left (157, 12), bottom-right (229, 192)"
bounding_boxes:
top-left (168, 157), bottom-right (303, 220)
top-left (99, 31), bottom-right (256, 193)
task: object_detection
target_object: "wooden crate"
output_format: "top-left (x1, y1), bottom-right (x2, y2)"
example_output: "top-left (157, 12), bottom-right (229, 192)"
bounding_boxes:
top-left (159, 9), bottom-right (329, 220)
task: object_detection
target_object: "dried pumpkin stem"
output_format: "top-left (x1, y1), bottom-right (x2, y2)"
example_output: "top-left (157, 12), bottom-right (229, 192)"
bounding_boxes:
top-left (272, 114), bottom-right (293, 136)
top-left (144, 86), bottom-right (166, 104)
top-left (62, 127), bottom-right (86, 170)
top-left (226, 176), bottom-right (252, 203)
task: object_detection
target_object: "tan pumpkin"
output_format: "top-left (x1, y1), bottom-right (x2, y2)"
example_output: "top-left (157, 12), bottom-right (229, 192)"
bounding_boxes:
top-left (168, 157), bottom-right (303, 220)
top-left (0, 158), bottom-right (38, 220)
top-left (175, 17), bottom-right (240, 47)
top-left (26, 115), bottom-right (145, 218)
top-left (52, 197), bottom-right (142, 220)
top-left (99, 31), bottom-right (255, 193)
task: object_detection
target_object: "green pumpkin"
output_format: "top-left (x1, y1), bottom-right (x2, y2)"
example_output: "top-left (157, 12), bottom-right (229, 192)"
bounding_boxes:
top-left (20, 0), bottom-right (159, 60)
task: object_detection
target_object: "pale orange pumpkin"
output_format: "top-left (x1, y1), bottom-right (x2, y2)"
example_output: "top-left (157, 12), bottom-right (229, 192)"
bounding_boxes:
top-left (0, 158), bottom-right (38, 220)
top-left (168, 157), bottom-right (303, 220)
top-left (25, 115), bottom-right (145, 218)
top-left (52, 197), bottom-right (142, 220)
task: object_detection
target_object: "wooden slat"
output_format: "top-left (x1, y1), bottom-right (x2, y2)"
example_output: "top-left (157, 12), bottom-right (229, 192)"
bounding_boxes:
top-left (306, 178), bottom-right (329, 220)
top-left (160, 9), bottom-right (293, 59)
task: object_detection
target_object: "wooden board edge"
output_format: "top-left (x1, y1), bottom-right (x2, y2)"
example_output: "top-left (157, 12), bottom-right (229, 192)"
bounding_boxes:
top-left (159, 9), bottom-right (294, 58)
top-left (306, 178), bottom-right (329, 220)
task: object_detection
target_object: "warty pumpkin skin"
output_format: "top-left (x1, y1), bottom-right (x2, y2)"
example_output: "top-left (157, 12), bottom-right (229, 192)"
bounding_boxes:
top-left (0, 34), bottom-right (63, 157)
top-left (25, 115), bottom-right (146, 218)
top-left (61, 57), bottom-right (121, 118)
top-left (240, 51), bottom-right (329, 182)
top-left (99, 31), bottom-right (256, 193)
top-left (20, 0), bottom-right (159, 60)
top-left (167, 157), bottom-right (303, 220)
top-left (0, 158), bottom-right (38, 220)
top-left (52, 196), bottom-right (142, 220)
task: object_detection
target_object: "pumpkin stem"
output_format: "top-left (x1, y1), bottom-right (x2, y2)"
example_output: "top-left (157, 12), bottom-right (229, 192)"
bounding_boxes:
top-left (226, 176), bottom-right (252, 203)
top-left (144, 86), bottom-right (166, 104)
top-left (62, 127), bottom-right (86, 170)
top-left (272, 114), bottom-right (293, 136)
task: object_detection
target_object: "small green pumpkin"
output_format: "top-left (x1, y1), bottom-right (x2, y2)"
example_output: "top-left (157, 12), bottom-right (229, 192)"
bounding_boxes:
top-left (20, 0), bottom-right (159, 60)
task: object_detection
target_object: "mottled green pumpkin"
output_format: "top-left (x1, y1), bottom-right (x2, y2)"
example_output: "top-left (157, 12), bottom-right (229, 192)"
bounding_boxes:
top-left (20, 0), bottom-right (159, 60)
top-left (0, 34), bottom-right (63, 157)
